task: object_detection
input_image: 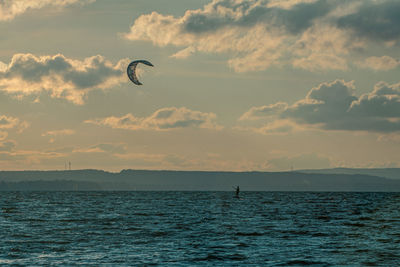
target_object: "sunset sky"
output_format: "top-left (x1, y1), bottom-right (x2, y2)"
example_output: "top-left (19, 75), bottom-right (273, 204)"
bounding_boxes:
top-left (1, 0), bottom-right (399, 171)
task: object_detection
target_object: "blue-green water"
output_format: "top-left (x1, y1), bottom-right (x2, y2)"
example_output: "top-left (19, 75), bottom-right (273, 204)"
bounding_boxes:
top-left (1, 192), bottom-right (399, 266)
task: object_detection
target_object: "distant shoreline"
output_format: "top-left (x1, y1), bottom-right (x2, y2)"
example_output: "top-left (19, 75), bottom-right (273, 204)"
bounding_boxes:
top-left (0, 169), bottom-right (399, 191)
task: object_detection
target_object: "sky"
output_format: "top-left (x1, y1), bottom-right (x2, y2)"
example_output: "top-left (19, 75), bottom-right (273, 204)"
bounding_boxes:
top-left (0, 0), bottom-right (400, 172)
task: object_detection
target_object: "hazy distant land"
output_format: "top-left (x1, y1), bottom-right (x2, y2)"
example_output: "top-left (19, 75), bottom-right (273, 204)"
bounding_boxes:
top-left (0, 169), bottom-right (399, 191)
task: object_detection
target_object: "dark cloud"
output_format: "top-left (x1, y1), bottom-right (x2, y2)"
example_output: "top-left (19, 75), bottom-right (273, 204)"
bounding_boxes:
top-left (283, 80), bottom-right (400, 132)
top-left (350, 82), bottom-right (400, 119)
top-left (243, 80), bottom-right (400, 133)
top-left (4, 54), bottom-right (71, 82)
top-left (269, 0), bottom-right (331, 34)
top-left (337, 1), bottom-right (400, 42)
top-left (284, 80), bottom-right (357, 125)
top-left (158, 119), bottom-right (206, 129)
top-left (182, 0), bottom-right (332, 35)
top-left (2, 54), bottom-right (123, 90)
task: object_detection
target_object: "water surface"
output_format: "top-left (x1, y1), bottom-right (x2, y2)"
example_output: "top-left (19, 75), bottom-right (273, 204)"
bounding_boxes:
top-left (0, 192), bottom-right (399, 265)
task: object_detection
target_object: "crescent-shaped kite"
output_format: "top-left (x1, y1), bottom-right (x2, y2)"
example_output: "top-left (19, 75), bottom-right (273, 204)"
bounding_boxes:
top-left (127, 60), bottom-right (154, 85)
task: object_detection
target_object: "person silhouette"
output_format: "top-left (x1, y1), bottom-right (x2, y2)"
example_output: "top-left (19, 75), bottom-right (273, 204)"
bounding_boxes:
top-left (235, 186), bottom-right (240, 197)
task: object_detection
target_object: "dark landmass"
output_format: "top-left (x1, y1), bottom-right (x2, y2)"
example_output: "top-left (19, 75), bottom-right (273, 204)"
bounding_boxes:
top-left (298, 168), bottom-right (400, 180)
top-left (0, 169), bottom-right (400, 191)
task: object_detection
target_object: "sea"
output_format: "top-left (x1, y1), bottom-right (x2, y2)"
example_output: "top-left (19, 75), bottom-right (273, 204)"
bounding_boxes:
top-left (0, 192), bottom-right (399, 266)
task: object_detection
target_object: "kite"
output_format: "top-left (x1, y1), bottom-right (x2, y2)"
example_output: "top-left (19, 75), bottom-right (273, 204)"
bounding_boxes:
top-left (127, 60), bottom-right (154, 85)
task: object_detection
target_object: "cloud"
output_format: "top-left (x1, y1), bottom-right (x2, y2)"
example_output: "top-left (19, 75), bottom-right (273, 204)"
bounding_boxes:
top-left (85, 107), bottom-right (221, 131)
top-left (0, 114), bottom-right (29, 133)
top-left (0, 0), bottom-right (95, 21)
top-left (124, 0), bottom-right (332, 72)
top-left (235, 119), bottom-right (299, 135)
top-left (240, 79), bottom-right (400, 133)
top-left (257, 120), bottom-right (295, 135)
top-left (0, 53), bottom-right (128, 104)
top-left (0, 115), bottom-right (19, 129)
top-left (357, 56), bottom-right (399, 71)
top-left (283, 80), bottom-right (357, 126)
top-left (170, 46), bottom-right (196, 59)
top-left (124, 0), bottom-right (393, 72)
top-left (291, 24), bottom-right (360, 71)
top-left (349, 82), bottom-right (400, 128)
top-left (239, 102), bottom-right (288, 120)
top-left (266, 0), bottom-right (319, 9)
top-left (336, 1), bottom-right (400, 42)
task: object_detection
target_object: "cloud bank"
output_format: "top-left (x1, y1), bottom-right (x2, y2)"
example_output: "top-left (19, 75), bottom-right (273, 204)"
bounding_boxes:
top-left (85, 107), bottom-right (221, 131)
top-left (0, 0), bottom-right (94, 21)
top-left (241, 80), bottom-right (400, 133)
top-left (124, 0), bottom-right (400, 72)
top-left (0, 53), bottom-right (128, 104)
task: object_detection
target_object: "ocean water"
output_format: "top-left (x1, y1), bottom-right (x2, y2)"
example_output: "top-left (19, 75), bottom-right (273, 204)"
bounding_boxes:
top-left (0, 192), bottom-right (399, 266)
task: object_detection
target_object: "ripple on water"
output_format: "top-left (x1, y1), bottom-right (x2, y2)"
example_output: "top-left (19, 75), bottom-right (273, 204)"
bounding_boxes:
top-left (0, 191), bottom-right (399, 265)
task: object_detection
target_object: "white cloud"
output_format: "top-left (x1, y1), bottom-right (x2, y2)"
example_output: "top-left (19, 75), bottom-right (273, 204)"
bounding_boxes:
top-left (257, 120), bottom-right (295, 135)
top-left (267, 0), bottom-right (318, 9)
top-left (85, 107), bottom-right (222, 131)
top-left (170, 46), bottom-right (196, 59)
top-left (0, 0), bottom-right (95, 21)
top-left (291, 24), bottom-right (361, 71)
top-left (0, 53), bottom-right (128, 104)
top-left (357, 56), bottom-right (399, 71)
top-left (239, 102), bottom-right (288, 120)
